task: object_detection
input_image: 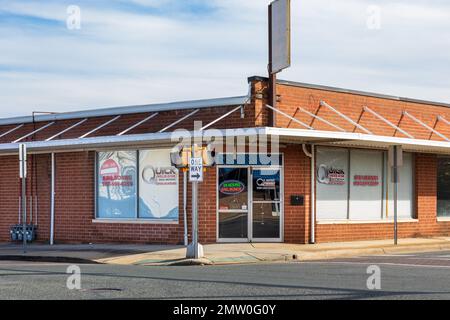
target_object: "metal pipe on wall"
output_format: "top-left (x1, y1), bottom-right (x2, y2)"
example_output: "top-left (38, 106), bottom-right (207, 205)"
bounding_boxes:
top-left (50, 153), bottom-right (55, 245)
top-left (302, 144), bottom-right (315, 244)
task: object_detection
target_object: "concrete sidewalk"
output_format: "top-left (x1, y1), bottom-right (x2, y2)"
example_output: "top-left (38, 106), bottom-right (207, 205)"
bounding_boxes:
top-left (1, 237), bottom-right (450, 266)
top-left (99, 237), bottom-right (450, 266)
top-left (0, 243), bottom-right (182, 264)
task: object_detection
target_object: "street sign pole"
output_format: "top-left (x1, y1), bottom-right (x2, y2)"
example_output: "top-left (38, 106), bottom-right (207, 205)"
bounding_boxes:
top-left (19, 144), bottom-right (27, 253)
top-left (187, 144), bottom-right (203, 259)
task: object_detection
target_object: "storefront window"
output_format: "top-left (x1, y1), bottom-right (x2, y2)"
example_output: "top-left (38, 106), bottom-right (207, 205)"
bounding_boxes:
top-left (96, 149), bottom-right (179, 221)
top-left (316, 147), bottom-right (414, 221)
top-left (139, 149), bottom-right (179, 221)
top-left (437, 158), bottom-right (450, 217)
top-left (316, 148), bottom-right (349, 220)
top-left (349, 149), bottom-right (383, 220)
top-left (384, 152), bottom-right (414, 220)
top-left (97, 151), bottom-right (137, 219)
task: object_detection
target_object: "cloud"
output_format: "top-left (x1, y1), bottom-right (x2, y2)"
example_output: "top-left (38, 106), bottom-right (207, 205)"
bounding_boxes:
top-left (1, 0), bottom-right (450, 117)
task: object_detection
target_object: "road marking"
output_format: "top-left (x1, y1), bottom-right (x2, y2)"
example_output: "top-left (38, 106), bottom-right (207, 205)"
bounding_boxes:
top-left (303, 261), bottom-right (450, 269)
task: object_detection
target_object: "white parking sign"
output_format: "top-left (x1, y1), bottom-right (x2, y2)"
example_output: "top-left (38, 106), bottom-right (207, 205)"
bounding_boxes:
top-left (189, 157), bottom-right (203, 182)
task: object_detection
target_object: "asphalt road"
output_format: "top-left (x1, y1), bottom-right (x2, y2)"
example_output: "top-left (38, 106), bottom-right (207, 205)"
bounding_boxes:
top-left (0, 250), bottom-right (449, 300)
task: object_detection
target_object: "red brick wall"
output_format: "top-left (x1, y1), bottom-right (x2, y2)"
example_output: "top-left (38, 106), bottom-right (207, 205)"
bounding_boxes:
top-left (283, 146), bottom-right (310, 244)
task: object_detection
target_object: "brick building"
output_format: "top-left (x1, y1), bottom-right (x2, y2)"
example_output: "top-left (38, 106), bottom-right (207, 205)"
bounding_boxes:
top-left (1, 76), bottom-right (450, 245)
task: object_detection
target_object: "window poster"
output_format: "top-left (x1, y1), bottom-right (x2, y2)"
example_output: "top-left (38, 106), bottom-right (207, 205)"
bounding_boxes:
top-left (316, 148), bottom-right (349, 220)
top-left (97, 151), bottom-right (137, 219)
top-left (139, 149), bottom-right (179, 220)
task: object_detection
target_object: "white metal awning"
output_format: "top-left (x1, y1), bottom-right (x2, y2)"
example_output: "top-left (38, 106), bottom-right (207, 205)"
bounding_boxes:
top-left (266, 127), bottom-right (450, 154)
top-left (0, 126), bottom-right (449, 155)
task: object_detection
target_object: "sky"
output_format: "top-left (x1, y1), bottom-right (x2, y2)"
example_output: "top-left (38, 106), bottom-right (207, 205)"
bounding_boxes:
top-left (1, 0), bottom-right (450, 118)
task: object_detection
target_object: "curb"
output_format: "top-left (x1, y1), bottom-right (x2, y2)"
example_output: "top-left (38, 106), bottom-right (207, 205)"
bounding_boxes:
top-left (0, 255), bottom-right (101, 264)
top-left (165, 258), bottom-right (213, 266)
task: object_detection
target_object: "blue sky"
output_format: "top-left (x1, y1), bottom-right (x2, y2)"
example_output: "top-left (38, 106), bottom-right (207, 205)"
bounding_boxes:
top-left (1, 0), bottom-right (450, 117)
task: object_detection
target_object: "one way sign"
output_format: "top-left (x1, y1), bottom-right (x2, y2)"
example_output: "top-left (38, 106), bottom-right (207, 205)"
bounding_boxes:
top-left (189, 157), bottom-right (203, 182)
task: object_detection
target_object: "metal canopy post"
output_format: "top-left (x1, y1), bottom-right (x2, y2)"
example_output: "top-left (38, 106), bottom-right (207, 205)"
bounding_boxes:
top-left (297, 106), bottom-right (346, 132)
top-left (363, 106), bottom-right (414, 139)
top-left (320, 101), bottom-right (373, 134)
top-left (266, 104), bottom-right (314, 130)
top-left (403, 111), bottom-right (449, 141)
top-left (117, 113), bottom-right (158, 136)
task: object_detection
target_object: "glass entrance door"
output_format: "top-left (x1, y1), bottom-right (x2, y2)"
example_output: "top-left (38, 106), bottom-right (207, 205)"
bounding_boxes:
top-left (217, 167), bottom-right (249, 240)
top-left (217, 166), bottom-right (283, 242)
top-left (251, 168), bottom-right (282, 241)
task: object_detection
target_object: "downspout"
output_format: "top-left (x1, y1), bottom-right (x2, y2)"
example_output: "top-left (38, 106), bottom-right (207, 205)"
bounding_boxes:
top-left (50, 152), bottom-right (55, 245)
top-left (183, 170), bottom-right (188, 246)
top-left (302, 144), bottom-right (315, 244)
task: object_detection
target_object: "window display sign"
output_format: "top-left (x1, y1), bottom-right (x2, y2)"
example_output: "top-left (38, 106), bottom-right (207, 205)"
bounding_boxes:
top-left (316, 148), bottom-right (349, 220)
top-left (97, 151), bottom-right (137, 219)
top-left (219, 180), bottom-right (245, 195)
top-left (139, 149), bottom-right (179, 220)
top-left (252, 169), bottom-right (281, 202)
top-left (353, 175), bottom-right (380, 186)
top-left (218, 168), bottom-right (248, 211)
top-left (317, 165), bottom-right (346, 185)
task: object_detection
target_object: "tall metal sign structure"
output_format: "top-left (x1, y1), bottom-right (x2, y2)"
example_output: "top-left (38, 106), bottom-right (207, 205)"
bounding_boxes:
top-left (268, 0), bottom-right (291, 126)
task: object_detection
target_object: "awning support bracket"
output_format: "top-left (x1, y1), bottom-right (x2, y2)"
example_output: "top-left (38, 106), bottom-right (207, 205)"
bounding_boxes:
top-left (265, 104), bottom-right (314, 130)
top-left (320, 101), bottom-right (372, 135)
top-left (201, 105), bottom-right (244, 131)
top-left (45, 118), bottom-right (88, 141)
top-left (158, 109), bottom-right (199, 133)
top-left (117, 113), bottom-right (159, 136)
top-left (79, 115), bottom-right (121, 139)
top-left (363, 106), bottom-right (414, 139)
top-left (0, 124), bottom-right (25, 139)
top-left (297, 106), bottom-right (346, 132)
top-left (14, 122), bottom-right (56, 143)
top-left (403, 111), bottom-right (449, 142)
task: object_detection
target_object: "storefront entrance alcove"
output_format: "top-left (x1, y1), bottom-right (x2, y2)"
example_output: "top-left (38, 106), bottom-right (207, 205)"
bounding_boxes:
top-left (216, 154), bottom-right (283, 242)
